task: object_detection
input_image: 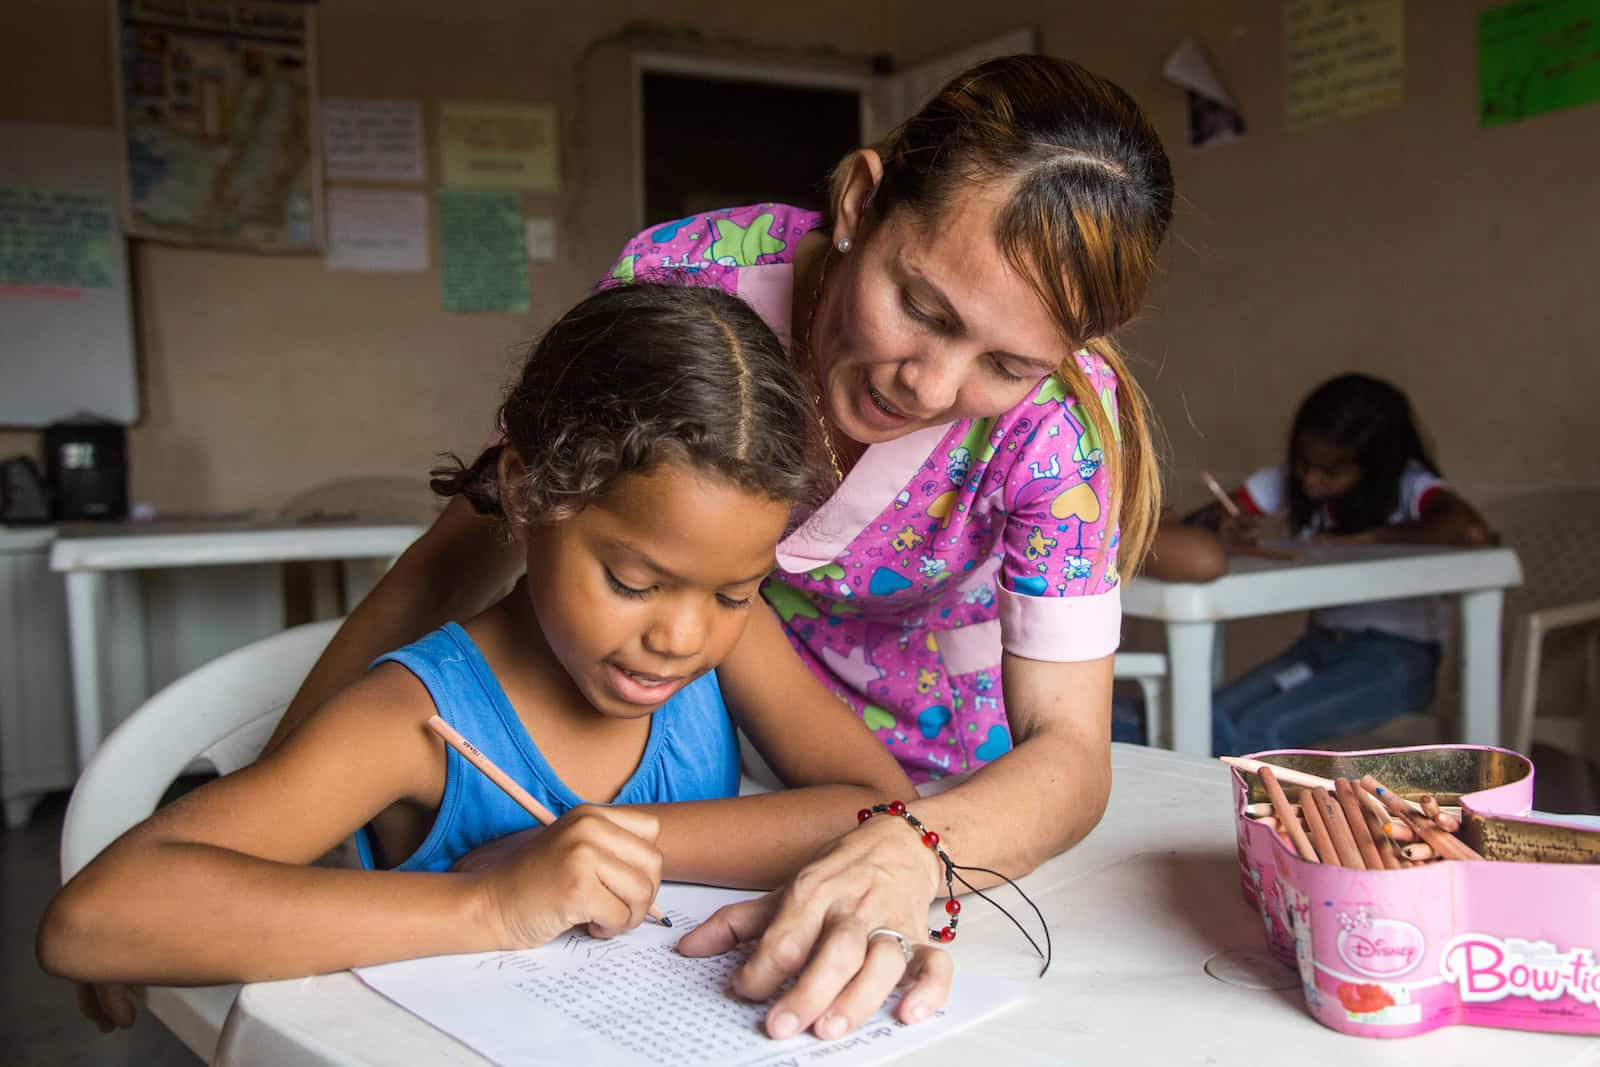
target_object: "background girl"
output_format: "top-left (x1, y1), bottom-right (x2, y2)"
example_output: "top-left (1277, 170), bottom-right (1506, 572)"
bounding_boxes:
top-left (1189, 372), bottom-right (1491, 756)
top-left (40, 285), bottom-right (923, 994)
top-left (263, 54), bottom-right (1175, 1040)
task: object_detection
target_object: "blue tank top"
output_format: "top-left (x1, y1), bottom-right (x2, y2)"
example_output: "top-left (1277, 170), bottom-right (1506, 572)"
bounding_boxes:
top-left (356, 622), bottom-right (739, 872)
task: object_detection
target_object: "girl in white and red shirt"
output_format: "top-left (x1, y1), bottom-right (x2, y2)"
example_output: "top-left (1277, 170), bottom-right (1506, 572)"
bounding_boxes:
top-left (1189, 373), bottom-right (1490, 756)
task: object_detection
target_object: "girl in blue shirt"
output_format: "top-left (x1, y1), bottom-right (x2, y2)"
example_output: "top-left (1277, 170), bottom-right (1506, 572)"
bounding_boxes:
top-left (40, 284), bottom-right (916, 991)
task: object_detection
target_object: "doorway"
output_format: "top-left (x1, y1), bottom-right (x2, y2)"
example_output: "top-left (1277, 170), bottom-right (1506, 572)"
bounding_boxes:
top-left (640, 69), bottom-right (862, 223)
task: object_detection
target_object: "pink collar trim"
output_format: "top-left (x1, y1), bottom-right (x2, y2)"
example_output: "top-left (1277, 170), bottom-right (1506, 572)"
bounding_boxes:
top-left (777, 422), bottom-right (955, 573)
top-left (734, 266), bottom-right (796, 351)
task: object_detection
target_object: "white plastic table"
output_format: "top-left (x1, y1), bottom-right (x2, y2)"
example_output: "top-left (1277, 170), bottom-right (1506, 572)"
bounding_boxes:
top-left (1123, 544), bottom-right (1524, 757)
top-left (50, 519), bottom-right (423, 769)
top-left (136, 745), bottom-right (1594, 1066)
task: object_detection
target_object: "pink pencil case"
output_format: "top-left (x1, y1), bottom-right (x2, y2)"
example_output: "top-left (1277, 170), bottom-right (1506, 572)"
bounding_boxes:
top-left (1232, 745), bottom-right (1600, 1038)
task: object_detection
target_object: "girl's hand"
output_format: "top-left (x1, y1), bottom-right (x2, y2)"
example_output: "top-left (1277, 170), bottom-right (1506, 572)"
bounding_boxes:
top-left (475, 806), bottom-right (663, 946)
top-left (1217, 512), bottom-right (1262, 550)
top-left (676, 814), bottom-right (954, 1039)
top-left (75, 981), bottom-right (137, 1032)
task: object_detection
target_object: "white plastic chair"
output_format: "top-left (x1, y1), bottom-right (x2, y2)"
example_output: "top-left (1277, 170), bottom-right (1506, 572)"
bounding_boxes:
top-left (58, 617), bottom-right (341, 1063)
top-left (280, 476), bottom-right (442, 526)
top-left (1114, 651), bottom-right (1169, 748)
top-left (1495, 487), bottom-right (1600, 799)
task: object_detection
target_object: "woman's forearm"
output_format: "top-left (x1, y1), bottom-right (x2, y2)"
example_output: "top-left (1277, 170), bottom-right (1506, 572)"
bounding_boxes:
top-left (644, 713), bottom-right (1108, 896)
top-left (911, 724), bottom-right (1110, 885)
top-left (38, 839), bottom-right (489, 986)
top-left (906, 653), bottom-right (1115, 887)
top-left (639, 785), bottom-right (907, 889)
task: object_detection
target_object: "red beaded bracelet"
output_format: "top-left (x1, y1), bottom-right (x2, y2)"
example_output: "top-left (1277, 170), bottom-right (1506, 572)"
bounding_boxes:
top-left (857, 801), bottom-right (960, 942)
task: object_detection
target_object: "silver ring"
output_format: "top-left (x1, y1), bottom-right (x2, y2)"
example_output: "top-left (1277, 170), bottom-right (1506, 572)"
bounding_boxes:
top-left (867, 927), bottom-right (915, 964)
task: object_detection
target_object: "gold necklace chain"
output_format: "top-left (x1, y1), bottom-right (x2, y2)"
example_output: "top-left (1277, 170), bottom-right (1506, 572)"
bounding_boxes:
top-left (803, 245), bottom-right (845, 485)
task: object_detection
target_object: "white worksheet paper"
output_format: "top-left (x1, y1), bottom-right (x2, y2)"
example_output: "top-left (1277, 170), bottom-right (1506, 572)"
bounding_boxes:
top-left (355, 884), bottom-right (1026, 1066)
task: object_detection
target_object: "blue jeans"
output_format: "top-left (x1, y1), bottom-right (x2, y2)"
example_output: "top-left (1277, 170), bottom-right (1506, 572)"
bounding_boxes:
top-left (1212, 628), bottom-right (1440, 757)
top-left (1110, 693), bottom-right (1147, 745)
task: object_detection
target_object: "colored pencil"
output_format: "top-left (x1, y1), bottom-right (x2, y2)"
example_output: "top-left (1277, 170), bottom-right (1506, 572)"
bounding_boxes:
top-left (1316, 787), bottom-right (1367, 869)
top-left (1298, 787), bottom-right (1340, 865)
top-left (1222, 757), bottom-right (1424, 815)
top-left (1201, 471), bottom-right (1241, 517)
top-left (1259, 766), bottom-right (1319, 862)
top-left (1362, 806), bottom-right (1403, 870)
top-left (1336, 778), bottom-right (1385, 870)
top-left (1368, 783), bottom-right (1483, 862)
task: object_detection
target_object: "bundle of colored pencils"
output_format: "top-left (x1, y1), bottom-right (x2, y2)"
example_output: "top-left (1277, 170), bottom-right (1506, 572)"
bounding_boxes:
top-left (1223, 756), bottom-right (1484, 869)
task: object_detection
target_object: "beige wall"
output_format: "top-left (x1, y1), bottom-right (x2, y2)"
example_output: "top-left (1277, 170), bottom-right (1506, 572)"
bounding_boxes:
top-left (3, 0), bottom-right (1596, 515)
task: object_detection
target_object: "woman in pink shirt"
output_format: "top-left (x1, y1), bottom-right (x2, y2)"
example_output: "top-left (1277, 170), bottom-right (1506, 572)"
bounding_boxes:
top-left (263, 55), bottom-right (1173, 1040)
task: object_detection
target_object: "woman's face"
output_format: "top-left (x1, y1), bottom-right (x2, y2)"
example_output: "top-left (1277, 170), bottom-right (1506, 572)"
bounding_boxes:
top-left (809, 186), bottom-right (1072, 446)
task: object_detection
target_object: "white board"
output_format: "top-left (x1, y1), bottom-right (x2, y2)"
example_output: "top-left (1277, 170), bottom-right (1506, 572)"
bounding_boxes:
top-left (0, 122), bottom-right (139, 427)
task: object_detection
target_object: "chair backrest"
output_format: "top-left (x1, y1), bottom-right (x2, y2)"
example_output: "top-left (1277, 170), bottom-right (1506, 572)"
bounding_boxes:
top-left (280, 476), bottom-right (442, 525)
top-left (59, 618), bottom-right (342, 882)
top-left (1487, 486), bottom-right (1600, 621)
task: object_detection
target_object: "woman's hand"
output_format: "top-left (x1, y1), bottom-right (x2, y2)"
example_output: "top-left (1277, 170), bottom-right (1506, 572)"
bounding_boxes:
top-left (474, 806), bottom-right (663, 945)
top-left (675, 814), bottom-right (953, 1039)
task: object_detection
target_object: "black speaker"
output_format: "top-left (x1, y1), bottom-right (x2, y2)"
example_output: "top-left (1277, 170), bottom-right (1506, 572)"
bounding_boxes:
top-left (44, 419), bottom-right (128, 521)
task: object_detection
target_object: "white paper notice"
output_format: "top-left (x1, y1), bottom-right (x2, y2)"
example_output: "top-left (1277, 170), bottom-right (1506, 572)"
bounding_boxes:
top-left (322, 98), bottom-right (426, 182)
top-left (325, 188), bottom-right (429, 272)
top-left (525, 216), bottom-right (557, 262)
top-left (356, 884), bottom-right (1027, 1067)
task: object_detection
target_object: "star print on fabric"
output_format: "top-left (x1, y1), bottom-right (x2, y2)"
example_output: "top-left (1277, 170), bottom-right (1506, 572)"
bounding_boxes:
top-left (820, 644), bottom-right (887, 690)
top-left (610, 255), bottom-right (638, 283)
top-left (704, 212), bottom-right (785, 266)
top-left (761, 582), bottom-right (818, 622)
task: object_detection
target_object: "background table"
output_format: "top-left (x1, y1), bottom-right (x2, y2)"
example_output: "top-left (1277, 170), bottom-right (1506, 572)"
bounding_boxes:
top-left (51, 518), bottom-right (423, 769)
top-left (0, 526), bottom-right (74, 826)
top-left (1123, 544), bottom-right (1523, 756)
top-left (147, 744), bottom-right (1596, 1066)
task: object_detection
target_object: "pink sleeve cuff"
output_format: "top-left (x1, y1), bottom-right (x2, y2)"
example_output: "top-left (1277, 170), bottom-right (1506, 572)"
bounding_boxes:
top-left (997, 585), bottom-right (1122, 662)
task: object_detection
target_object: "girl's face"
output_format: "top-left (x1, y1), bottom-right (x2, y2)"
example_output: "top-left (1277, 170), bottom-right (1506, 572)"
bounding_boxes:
top-left (1293, 432), bottom-right (1363, 501)
top-left (520, 461), bottom-right (791, 719)
top-left (809, 182), bottom-right (1072, 445)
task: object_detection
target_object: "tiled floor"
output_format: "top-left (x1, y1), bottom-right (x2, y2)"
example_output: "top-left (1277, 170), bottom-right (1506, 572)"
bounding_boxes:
top-left (4, 746), bottom-right (1595, 1065)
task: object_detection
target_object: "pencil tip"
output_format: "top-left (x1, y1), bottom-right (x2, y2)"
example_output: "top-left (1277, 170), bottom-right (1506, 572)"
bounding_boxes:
top-left (659, 916), bottom-right (674, 928)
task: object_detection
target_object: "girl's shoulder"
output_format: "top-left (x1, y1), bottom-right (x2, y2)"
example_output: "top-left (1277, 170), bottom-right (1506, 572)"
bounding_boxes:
top-left (600, 204), bottom-right (823, 288)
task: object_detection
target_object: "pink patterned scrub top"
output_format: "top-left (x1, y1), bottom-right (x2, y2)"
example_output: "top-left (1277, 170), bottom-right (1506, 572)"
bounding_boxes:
top-left (601, 204), bottom-right (1122, 782)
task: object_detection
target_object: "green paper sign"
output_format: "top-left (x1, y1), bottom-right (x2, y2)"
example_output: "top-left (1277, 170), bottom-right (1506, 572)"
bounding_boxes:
top-left (1480, 0), bottom-right (1600, 127)
top-left (437, 189), bottom-right (528, 314)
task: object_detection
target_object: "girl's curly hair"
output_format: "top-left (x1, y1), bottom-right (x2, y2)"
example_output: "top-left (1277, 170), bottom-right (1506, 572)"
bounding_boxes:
top-left (431, 283), bottom-right (824, 525)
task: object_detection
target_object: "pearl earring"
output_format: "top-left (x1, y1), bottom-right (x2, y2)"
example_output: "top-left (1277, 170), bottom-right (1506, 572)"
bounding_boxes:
top-left (835, 237), bottom-right (852, 254)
